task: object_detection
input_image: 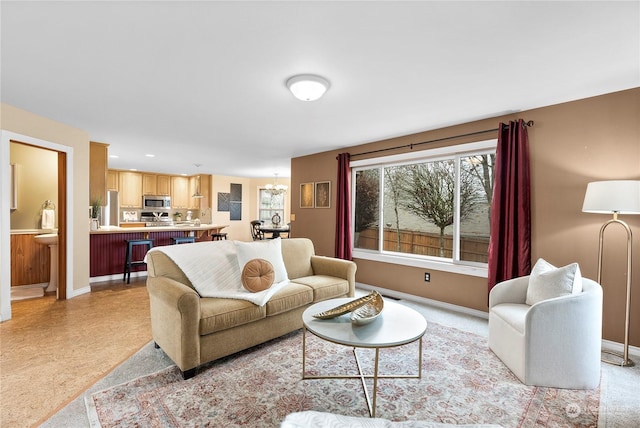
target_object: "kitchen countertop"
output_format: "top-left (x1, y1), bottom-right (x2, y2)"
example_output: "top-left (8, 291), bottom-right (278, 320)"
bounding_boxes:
top-left (90, 223), bottom-right (229, 235)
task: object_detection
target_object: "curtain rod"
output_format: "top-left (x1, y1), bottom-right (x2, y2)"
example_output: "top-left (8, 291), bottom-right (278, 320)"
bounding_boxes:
top-left (349, 120), bottom-right (534, 158)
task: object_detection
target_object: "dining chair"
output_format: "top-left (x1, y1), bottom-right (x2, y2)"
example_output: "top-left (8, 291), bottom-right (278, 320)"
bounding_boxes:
top-left (250, 220), bottom-right (264, 241)
top-left (282, 222), bottom-right (291, 238)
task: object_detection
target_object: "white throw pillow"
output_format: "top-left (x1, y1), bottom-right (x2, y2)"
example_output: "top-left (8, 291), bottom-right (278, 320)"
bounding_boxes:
top-left (525, 258), bottom-right (583, 305)
top-left (234, 238), bottom-right (289, 284)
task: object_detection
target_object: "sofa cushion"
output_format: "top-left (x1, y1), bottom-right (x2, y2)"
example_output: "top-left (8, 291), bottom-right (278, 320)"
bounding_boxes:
top-left (490, 303), bottom-right (529, 334)
top-left (235, 238), bottom-right (288, 284)
top-left (241, 258), bottom-right (274, 293)
top-left (200, 298), bottom-right (267, 335)
top-left (265, 282), bottom-right (313, 317)
top-left (525, 258), bottom-right (582, 306)
top-left (280, 238), bottom-right (315, 280)
top-left (291, 275), bottom-right (350, 302)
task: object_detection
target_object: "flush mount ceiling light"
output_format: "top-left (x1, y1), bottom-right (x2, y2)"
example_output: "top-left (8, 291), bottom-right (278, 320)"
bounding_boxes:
top-left (286, 74), bottom-right (330, 101)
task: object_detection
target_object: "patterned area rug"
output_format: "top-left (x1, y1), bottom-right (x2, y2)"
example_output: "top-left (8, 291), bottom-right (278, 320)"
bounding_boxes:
top-left (86, 322), bottom-right (599, 427)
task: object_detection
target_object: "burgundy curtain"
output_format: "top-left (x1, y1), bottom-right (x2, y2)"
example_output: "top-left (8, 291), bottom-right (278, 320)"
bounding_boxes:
top-left (335, 153), bottom-right (352, 260)
top-left (487, 119), bottom-right (531, 293)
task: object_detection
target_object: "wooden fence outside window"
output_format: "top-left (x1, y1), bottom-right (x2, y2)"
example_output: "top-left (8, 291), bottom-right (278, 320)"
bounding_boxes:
top-left (355, 227), bottom-right (489, 263)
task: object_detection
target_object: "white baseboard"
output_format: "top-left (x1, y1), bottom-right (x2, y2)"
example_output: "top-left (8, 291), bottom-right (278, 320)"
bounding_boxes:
top-left (356, 282), bottom-right (489, 320)
top-left (601, 339), bottom-right (640, 360)
top-left (89, 271), bottom-right (148, 284)
top-left (68, 285), bottom-right (91, 298)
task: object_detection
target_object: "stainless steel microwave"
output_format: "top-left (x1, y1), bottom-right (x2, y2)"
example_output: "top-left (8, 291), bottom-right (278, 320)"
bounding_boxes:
top-left (142, 195), bottom-right (171, 210)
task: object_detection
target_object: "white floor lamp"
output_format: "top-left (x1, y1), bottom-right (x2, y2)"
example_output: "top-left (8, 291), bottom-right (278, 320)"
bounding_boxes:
top-left (582, 180), bottom-right (640, 367)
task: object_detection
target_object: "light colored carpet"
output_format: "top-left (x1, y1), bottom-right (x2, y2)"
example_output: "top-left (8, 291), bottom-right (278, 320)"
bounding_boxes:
top-left (41, 289), bottom-right (640, 427)
top-left (84, 323), bottom-right (599, 427)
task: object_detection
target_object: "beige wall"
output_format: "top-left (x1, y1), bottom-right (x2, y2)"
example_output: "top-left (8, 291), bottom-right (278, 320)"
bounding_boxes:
top-left (210, 175), bottom-right (291, 242)
top-left (10, 142), bottom-right (58, 230)
top-left (1, 103), bottom-right (91, 302)
top-left (291, 88), bottom-right (640, 346)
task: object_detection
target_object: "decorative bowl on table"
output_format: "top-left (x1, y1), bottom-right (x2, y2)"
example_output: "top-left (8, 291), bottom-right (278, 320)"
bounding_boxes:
top-left (350, 293), bottom-right (384, 325)
top-left (312, 290), bottom-right (384, 324)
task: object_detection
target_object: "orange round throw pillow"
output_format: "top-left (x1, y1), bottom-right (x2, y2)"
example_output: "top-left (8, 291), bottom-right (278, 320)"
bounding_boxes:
top-left (241, 258), bottom-right (275, 293)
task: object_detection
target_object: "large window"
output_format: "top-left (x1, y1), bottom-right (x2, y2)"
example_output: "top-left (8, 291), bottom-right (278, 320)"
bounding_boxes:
top-left (259, 189), bottom-right (285, 223)
top-left (352, 140), bottom-right (496, 275)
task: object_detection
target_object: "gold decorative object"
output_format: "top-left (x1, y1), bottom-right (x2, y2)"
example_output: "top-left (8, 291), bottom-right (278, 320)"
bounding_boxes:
top-left (350, 294), bottom-right (384, 325)
top-left (313, 291), bottom-right (383, 320)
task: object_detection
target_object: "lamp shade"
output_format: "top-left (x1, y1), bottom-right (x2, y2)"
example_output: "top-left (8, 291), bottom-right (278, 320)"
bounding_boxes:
top-left (582, 180), bottom-right (640, 214)
top-left (286, 74), bottom-right (330, 101)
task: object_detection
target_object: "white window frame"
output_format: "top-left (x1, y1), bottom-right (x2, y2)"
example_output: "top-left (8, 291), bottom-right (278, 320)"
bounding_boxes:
top-left (258, 188), bottom-right (286, 223)
top-left (350, 139), bottom-right (497, 278)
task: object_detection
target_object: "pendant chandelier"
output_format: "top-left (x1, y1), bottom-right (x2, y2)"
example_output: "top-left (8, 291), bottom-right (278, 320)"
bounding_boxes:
top-left (265, 173), bottom-right (288, 196)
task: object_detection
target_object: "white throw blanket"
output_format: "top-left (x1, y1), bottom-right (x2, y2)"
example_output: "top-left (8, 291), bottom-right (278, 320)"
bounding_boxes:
top-left (145, 240), bottom-right (289, 306)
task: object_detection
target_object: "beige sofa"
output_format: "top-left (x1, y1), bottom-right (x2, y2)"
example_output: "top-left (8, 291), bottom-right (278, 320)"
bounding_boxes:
top-left (145, 238), bottom-right (357, 379)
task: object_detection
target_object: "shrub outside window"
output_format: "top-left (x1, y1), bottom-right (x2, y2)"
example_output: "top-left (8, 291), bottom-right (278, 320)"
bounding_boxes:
top-left (352, 140), bottom-right (496, 275)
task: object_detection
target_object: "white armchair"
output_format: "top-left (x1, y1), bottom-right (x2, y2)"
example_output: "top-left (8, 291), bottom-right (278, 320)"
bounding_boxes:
top-left (488, 275), bottom-right (602, 389)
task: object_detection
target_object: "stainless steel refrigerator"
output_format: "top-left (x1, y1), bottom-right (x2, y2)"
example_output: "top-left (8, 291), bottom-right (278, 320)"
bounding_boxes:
top-left (101, 191), bottom-right (120, 226)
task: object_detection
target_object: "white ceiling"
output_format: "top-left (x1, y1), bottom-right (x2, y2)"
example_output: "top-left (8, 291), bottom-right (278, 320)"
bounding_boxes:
top-left (2, 1), bottom-right (638, 178)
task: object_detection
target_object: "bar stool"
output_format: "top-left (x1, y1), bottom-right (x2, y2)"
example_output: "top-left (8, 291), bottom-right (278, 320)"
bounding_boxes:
top-left (211, 233), bottom-right (228, 241)
top-left (123, 239), bottom-right (153, 284)
top-left (172, 236), bottom-right (195, 244)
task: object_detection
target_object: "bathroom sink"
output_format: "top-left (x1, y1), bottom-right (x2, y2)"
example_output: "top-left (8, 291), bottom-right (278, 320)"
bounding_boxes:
top-left (34, 233), bottom-right (58, 245)
top-left (34, 233), bottom-right (59, 296)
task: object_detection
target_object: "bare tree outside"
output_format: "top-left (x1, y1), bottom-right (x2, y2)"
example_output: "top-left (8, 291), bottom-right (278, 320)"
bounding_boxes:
top-left (401, 160), bottom-right (483, 257)
top-left (465, 154), bottom-right (495, 219)
top-left (384, 166), bottom-right (406, 251)
top-left (354, 169), bottom-right (379, 246)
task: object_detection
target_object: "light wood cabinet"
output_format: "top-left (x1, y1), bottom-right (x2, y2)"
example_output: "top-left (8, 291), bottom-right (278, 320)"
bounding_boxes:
top-left (142, 174), bottom-right (157, 195)
top-left (112, 170), bottom-right (206, 210)
top-left (119, 171), bottom-right (142, 208)
top-left (107, 170), bottom-right (118, 191)
top-left (171, 176), bottom-right (190, 209)
top-left (89, 142), bottom-right (109, 204)
top-left (142, 174), bottom-right (170, 195)
top-left (157, 175), bottom-right (171, 195)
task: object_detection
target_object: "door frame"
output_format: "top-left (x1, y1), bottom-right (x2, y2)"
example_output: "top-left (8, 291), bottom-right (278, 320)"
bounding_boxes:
top-left (1, 131), bottom-right (73, 321)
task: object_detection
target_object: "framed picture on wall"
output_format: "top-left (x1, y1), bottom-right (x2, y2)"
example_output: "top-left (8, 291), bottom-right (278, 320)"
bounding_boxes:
top-left (300, 182), bottom-right (314, 208)
top-left (217, 192), bottom-right (230, 212)
top-left (315, 181), bottom-right (331, 208)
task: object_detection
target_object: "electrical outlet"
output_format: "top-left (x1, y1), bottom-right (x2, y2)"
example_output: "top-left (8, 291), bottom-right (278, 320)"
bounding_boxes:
top-left (424, 272), bottom-right (431, 282)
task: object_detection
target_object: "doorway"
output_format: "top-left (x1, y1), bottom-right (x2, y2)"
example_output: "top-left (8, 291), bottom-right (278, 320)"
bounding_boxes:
top-left (1, 131), bottom-right (70, 320)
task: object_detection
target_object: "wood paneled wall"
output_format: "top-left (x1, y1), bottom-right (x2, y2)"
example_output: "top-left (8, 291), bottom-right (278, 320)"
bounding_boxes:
top-left (10, 234), bottom-right (49, 286)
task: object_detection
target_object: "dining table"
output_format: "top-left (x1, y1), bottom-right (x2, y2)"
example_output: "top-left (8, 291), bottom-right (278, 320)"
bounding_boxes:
top-left (258, 224), bottom-right (290, 239)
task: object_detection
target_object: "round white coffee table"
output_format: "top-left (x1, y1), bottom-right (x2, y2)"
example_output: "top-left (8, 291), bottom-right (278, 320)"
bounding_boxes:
top-left (302, 297), bottom-right (427, 418)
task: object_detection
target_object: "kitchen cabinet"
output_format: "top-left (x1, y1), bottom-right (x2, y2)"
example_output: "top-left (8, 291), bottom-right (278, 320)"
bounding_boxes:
top-left (157, 175), bottom-right (171, 195)
top-left (142, 174), bottom-right (157, 195)
top-left (119, 171), bottom-right (143, 208)
top-left (142, 174), bottom-right (170, 195)
top-left (107, 170), bottom-right (118, 191)
top-left (171, 176), bottom-right (190, 209)
top-left (89, 142), bottom-right (109, 204)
